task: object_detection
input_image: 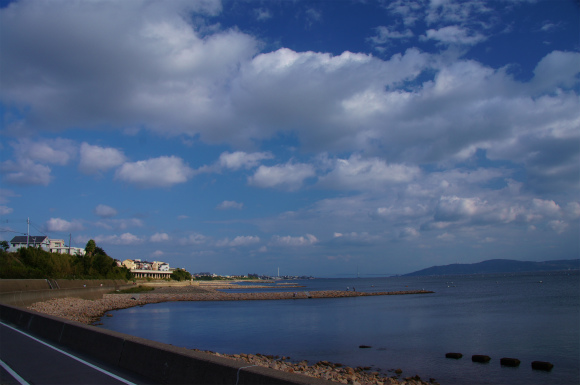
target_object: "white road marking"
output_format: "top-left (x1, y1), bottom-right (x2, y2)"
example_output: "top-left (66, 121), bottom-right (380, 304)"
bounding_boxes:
top-left (0, 322), bottom-right (137, 385)
top-left (0, 358), bottom-right (30, 385)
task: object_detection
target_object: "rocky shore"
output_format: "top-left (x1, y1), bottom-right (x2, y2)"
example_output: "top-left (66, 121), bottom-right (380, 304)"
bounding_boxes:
top-left (27, 286), bottom-right (436, 385)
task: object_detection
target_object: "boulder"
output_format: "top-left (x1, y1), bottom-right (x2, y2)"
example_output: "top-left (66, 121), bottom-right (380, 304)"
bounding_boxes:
top-left (500, 357), bottom-right (521, 367)
top-left (472, 354), bottom-right (491, 363)
top-left (531, 361), bottom-right (554, 371)
top-left (359, 345), bottom-right (372, 349)
top-left (445, 352), bottom-right (463, 359)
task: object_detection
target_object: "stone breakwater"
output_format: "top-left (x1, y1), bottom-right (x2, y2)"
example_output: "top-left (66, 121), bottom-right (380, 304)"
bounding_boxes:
top-left (28, 288), bottom-right (433, 324)
top-left (28, 287), bottom-right (436, 385)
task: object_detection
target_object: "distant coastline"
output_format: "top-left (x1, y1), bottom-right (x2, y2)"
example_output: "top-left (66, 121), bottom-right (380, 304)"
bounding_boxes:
top-left (404, 258), bottom-right (580, 277)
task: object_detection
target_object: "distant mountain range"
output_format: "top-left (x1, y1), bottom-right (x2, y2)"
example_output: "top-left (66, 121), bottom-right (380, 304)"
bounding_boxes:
top-left (404, 258), bottom-right (580, 277)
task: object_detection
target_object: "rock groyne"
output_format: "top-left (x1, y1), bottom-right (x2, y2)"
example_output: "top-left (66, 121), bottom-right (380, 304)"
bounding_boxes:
top-left (28, 287), bottom-right (433, 324)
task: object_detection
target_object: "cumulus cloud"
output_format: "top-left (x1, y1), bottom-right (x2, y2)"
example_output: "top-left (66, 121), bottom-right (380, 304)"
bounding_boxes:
top-left (150, 232), bottom-right (170, 242)
top-left (11, 139), bottom-right (75, 166)
top-left (532, 51), bottom-right (580, 93)
top-left (248, 162), bottom-right (316, 191)
top-left (79, 143), bottom-right (126, 175)
top-left (0, 0), bottom-right (250, 135)
top-left (45, 218), bottom-right (83, 232)
top-left (94, 204), bottom-right (118, 218)
top-left (218, 151), bottom-right (273, 171)
top-left (217, 235), bottom-right (260, 247)
top-left (95, 218), bottom-right (144, 231)
top-left (179, 233), bottom-right (208, 245)
top-left (217, 200), bottom-right (244, 210)
top-left (254, 8), bottom-right (272, 21)
top-left (399, 227), bottom-right (420, 240)
top-left (0, 206), bottom-right (13, 215)
top-left (318, 154), bottom-right (420, 190)
top-left (271, 234), bottom-right (318, 246)
top-left (0, 159), bottom-right (52, 186)
top-left (369, 26), bottom-right (414, 45)
top-left (115, 156), bottom-right (194, 188)
top-left (95, 233), bottom-right (143, 245)
top-left (423, 26), bottom-right (486, 45)
top-left (434, 196), bottom-right (485, 222)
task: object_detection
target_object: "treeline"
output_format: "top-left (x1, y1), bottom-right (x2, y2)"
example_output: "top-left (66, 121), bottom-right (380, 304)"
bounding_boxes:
top-left (0, 242), bottom-right (132, 280)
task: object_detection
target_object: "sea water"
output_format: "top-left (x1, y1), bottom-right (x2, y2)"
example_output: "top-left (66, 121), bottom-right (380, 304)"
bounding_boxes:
top-left (97, 271), bottom-right (579, 385)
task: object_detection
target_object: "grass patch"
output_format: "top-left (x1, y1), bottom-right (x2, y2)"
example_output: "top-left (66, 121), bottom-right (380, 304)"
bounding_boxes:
top-left (112, 285), bottom-right (155, 294)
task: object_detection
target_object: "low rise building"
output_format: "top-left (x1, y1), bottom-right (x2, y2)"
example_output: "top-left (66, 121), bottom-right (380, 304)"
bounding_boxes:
top-left (9, 236), bottom-right (50, 251)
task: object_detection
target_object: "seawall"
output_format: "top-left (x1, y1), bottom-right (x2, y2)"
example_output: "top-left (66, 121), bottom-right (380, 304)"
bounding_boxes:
top-left (0, 302), bottom-right (333, 385)
top-left (0, 279), bottom-right (133, 307)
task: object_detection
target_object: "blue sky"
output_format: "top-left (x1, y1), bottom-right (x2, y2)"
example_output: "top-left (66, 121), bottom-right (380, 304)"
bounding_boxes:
top-left (1, 0), bottom-right (579, 277)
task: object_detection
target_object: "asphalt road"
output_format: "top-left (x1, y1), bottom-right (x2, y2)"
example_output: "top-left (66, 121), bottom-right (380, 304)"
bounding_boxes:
top-left (0, 322), bottom-right (154, 385)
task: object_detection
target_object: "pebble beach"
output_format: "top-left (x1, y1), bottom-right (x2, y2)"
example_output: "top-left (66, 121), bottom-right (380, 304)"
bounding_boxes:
top-left (28, 285), bottom-right (437, 385)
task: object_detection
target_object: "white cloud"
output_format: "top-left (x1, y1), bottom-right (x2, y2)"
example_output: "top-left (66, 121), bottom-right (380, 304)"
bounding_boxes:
top-left (179, 233), bottom-right (207, 245)
top-left (248, 162), bottom-right (316, 191)
top-left (0, 206), bottom-right (13, 215)
top-left (0, 159), bottom-right (52, 186)
top-left (217, 201), bottom-right (244, 210)
top-left (0, 0), bottom-right (256, 135)
top-left (218, 151), bottom-right (273, 170)
top-left (79, 143), bottom-right (126, 175)
top-left (115, 156), bottom-right (194, 188)
top-left (45, 217), bottom-right (83, 232)
top-left (531, 51), bottom-right (580, 93)
top-left (94, 204), bottom-right (118, 218)
top-left (399, 227), bottom-right (420, 240)
top-left (548, 220), bottom-right (568, 234)
top-left (12, 139), bottom-right (75, 166)
top-left (95, 218), bottom-right (144, 231)
top-left (0, 189), bottom-right (18, 205)
top-left (565, 202), bottom-right (580, 219)
top-left (318, 154), bottom-right (420, 190)
top-left (434, 196), bottom-right (486, 222)
top-left (370, 26), bottom-right (413, 45)
top-left (150, 232), bottom-right (170, 242)
top-left (271, 234), bottom-right (318, 246)
top-left (437, 232), bottom-right (455, 241)
top-left (423, 26), bottom-right (486, 45)
top-left (254, 8), bottom-right (272, 21)
top-left (152, 250), bottom-right (164, 258)
top-left (532, 199), bottom-right (561, 218)
top-left (217, 235), bottom-right (260, 247)
top-left (95, 233), bottom-right (143, 245)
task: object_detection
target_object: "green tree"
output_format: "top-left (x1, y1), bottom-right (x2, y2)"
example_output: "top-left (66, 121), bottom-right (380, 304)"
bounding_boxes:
top-left (0, 240), bottom-right (9, 252)
top-left (85, 239), bottom-right (96, 256)
top-left (170, 268), bottom-right (191, 281)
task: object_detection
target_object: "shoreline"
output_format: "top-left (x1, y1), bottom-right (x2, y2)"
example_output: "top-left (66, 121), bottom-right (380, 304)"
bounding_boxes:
top-left (27, 286), bottom-right (436, 385)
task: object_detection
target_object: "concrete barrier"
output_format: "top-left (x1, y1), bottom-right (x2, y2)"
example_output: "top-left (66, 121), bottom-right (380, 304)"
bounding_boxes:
top-left (0, 303), bottom-right (333, 385)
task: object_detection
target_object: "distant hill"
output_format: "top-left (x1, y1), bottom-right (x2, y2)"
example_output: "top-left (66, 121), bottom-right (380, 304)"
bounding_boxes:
top-left (404, 259), bottom-right (580, 277)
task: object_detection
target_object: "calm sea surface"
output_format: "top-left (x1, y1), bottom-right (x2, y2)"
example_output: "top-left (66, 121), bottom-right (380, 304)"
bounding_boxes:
top-left (97, 271), bottom-right (579, 385)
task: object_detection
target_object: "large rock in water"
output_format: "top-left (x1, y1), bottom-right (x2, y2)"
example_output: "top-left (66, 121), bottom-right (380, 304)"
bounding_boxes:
top-left (532, 361), bottom-right (554, 371)
top-left (445, 352), bottom-right (463, 359)
top-left (500, 357), bottom-right (521, 367)
top-left (472, 355), bottom-right (491, 363)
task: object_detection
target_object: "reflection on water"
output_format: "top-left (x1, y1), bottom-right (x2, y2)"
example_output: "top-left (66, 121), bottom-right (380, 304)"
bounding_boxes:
top-left (100, 271), bottom-right (579, 385)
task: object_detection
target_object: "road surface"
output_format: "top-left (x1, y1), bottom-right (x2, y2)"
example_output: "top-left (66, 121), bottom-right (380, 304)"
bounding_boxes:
top-left (0, 321), bottom-right (153, 385)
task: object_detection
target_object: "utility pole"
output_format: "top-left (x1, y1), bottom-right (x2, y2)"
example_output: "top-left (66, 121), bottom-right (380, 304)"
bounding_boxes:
top-left (27, 217), bottom-right (30, 248)
top-left (69, 233), bottom-right (72, 255)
